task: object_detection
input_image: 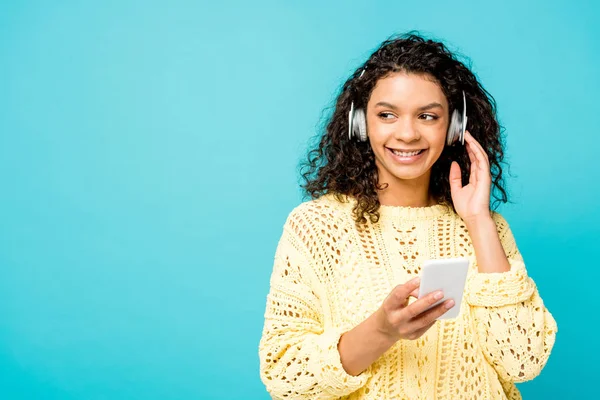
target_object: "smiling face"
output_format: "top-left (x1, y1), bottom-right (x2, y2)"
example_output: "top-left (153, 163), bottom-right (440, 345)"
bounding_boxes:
top-left (366, 72), bottom-right (450, 189)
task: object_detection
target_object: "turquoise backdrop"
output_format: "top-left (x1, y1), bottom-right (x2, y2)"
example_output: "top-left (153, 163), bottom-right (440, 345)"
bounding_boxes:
top-left (1, 0), bottom-right (598, 398)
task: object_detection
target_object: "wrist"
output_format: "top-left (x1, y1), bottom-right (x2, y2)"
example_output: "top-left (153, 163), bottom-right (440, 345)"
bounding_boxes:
top-left (464, 213), bottom-right (494, 230)
top-left (373, 307), bottom-right (400, 345)
top-left (338, 307), bottom-right (400, 377)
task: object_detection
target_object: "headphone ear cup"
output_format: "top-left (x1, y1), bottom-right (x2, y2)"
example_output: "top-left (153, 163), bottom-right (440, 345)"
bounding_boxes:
top-left (446, 91), bottom-right (468, 146)
top-left (353, 108), bottom-right (368, 142)
top-left (460, 91), bottom-right (467, 145)
top-left (447, 109), bottom-right (461, 146)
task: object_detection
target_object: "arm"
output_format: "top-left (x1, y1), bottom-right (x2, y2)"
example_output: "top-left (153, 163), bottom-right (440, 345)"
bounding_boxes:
top-left (259, 211), bottom-right (454, 398)
top-left (464, 212), bottom-right (558, 382)
top-left (449, 130), bottom-right (557, 382)
top-left (258, 219), bottom-right (369, 399)
top-left (337, 309), bottom-right (398, 377)
top-left (338, 277), bottom-right (453, 376)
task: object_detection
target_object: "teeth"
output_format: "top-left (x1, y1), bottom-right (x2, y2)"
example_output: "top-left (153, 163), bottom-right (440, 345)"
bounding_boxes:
top-left (391, 149), bottom-right (422, 157)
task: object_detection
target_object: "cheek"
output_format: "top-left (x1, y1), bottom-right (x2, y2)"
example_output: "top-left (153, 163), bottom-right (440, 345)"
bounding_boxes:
top-left (434, 135), bottom-right (447, 151)
top-left (428, 125), bottom-right (448, 148)
top-left (366, 121), bottom-right (391, 146)
top-left (423, 127), bottom-right (448, 160)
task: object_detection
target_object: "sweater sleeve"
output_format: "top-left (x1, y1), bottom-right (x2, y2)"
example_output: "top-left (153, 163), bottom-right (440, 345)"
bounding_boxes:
top-left (258, 213), bottom-right (370, 399)
top-left (464, 212), bottom-right (558, 383)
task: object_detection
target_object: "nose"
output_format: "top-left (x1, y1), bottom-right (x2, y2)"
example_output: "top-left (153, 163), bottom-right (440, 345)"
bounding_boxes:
top-left (393, 117), bottom-right (421, 143)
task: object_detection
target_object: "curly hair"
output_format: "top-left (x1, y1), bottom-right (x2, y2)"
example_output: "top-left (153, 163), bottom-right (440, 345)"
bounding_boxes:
top-left (300, 32), bottom-right (508, 225)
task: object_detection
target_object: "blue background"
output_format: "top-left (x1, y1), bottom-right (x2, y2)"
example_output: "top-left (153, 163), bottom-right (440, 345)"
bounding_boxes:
top-left (0, 0), bottom-right (597, 399)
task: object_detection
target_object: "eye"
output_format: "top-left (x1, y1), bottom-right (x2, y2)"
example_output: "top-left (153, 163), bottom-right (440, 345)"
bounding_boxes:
top-left (378, 112), bottom-right (396, 120)
top-left (419, 113), bottom-right (438, 121)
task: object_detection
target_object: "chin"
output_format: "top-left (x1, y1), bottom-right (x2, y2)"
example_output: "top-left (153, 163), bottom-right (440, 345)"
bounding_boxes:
top-left (377, 162), bottom-right (428, 181)
top-left (390, 169), bottom-right (429, 181)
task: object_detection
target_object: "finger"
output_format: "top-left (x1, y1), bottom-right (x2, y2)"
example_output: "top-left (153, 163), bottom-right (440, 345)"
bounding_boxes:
top-left (470, 133), bottom-right (490, 166)
top-left (390, 277), bottom-right (421, 307)
top-left (465, 137), bottom-right (477, 165)
top-left (409, 288), bottom-right (419, 298)
top-left (470, 144), bottom-right (491, 183)
top-left (403, 289), bottom-right (445, 319)
top-left (472, 143), bottom-right (489, 172)
top-left (465, 134), bottom-right (489, 184)
top-left (449, 161), bottom-right (463, 192)
top-left (411, 299), bottom-right (456, 329)
top-left (465, 131), bottom-right (490, 170)
top-left (411, 320), bottom-right (436, 337)
top-left (465, 143), bottom-right (478, 185)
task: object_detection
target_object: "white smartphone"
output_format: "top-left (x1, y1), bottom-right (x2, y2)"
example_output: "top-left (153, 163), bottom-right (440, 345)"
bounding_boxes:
top-left (417, 257), bottom-right (470, 320)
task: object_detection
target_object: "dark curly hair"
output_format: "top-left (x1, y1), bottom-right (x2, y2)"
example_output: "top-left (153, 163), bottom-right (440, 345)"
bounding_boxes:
top-left (300, 32), bottom-right (508, 224)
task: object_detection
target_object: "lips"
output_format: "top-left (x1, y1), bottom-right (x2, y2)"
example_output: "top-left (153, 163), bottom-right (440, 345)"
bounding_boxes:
top-left (389, 148), bottom-right (425, 157)
top-left (385, 147), bottom-right (427, 164)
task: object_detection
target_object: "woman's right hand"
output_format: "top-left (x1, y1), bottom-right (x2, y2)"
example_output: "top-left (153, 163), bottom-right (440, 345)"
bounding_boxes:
top-left (338, 276), bottom-right (456, 376)
top-left (376, 277), bottom-right (454, 341)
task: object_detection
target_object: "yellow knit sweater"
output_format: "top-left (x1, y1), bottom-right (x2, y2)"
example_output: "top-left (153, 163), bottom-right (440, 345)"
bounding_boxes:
top-left (259, 194), bottom-right (557, 400)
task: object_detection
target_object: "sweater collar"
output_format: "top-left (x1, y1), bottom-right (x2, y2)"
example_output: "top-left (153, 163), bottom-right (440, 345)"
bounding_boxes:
top-left (323, 193), bottom-right (452, 220)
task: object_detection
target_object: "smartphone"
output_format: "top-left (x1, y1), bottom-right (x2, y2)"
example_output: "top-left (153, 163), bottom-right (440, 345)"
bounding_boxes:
top-left (417, 257), bottom-right (470, 320)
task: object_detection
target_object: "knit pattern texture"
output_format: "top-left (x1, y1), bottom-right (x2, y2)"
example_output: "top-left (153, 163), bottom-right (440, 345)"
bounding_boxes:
top-left (259, 194), bottom-right (557, 399)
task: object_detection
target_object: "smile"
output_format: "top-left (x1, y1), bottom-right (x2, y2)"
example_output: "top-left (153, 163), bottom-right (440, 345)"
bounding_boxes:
top-left (386, 147), bottom-right (427, 164)
top-left (390, 149), bottom-right (424, 157)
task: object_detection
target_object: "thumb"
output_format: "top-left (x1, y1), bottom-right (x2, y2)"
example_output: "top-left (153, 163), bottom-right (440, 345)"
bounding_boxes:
top-left (449, 161), bottom-right (463, 192)
top-left (389, 277), bottom-right (420, 307)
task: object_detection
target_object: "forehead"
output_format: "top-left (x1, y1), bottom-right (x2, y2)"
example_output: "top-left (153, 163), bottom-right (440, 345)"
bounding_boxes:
top-left (369, 72), bottom-right (448, 106)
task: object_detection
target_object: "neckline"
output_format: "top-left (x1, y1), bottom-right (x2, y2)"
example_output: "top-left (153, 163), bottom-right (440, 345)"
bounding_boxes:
top-left (378, 202), bottom-right (451, 219)
top-left (323, 193), bottom-right (452, 220)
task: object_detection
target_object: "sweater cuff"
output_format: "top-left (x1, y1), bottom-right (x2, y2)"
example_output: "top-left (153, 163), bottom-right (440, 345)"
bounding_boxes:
top-left (309, 327), bottom-right (370, 397)
top-left (465, 259), bottom-right (535, 307)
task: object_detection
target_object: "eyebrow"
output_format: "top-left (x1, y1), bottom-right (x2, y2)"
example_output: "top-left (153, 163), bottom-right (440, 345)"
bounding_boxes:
top-left (374, 101), bottom-right (444, 111)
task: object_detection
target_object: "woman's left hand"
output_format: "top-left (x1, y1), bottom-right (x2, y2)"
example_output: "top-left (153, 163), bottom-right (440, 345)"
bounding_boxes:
top-left (449, 130), bottom-right (492, 224)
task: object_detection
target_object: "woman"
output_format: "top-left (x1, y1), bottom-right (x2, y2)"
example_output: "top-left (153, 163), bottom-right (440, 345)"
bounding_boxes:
top-left (258, 33), bottom-right (557, 400)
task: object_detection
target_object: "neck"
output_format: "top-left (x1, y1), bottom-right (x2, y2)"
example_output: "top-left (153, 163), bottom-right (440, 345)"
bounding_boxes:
top-left (377, 172), bottom-right (435, 208)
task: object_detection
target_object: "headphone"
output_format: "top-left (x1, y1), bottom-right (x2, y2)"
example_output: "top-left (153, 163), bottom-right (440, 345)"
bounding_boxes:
top-left (348, 69), bottom-right (468, 146)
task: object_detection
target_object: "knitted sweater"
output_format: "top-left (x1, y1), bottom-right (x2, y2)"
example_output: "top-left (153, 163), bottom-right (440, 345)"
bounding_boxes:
top-left (258, 194), bottom-right (557, 400)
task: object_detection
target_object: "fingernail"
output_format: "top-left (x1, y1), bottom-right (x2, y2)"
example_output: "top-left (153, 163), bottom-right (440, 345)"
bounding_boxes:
top-left (445, 299), bottom-right (455, 309)
top-left (413, 277), bottom-right (420, 284)
top-left (434, 291), bottom-right (443, 300)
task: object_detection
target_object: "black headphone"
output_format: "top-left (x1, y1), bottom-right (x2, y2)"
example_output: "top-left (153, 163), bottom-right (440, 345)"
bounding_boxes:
top-left (348, 69), bottom-right (467, 146)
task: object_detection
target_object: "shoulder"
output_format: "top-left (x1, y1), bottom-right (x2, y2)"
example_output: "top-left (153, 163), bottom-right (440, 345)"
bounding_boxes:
top-left (286, 193), bottom-right (353, 224)
top-left (283, 193), bottom-right (354, 237)
top-left (490, 211), bottom-right (511, 233)
top-left (489, 211), bottom-right (519, 250)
